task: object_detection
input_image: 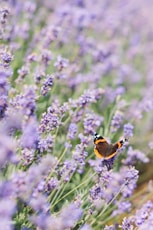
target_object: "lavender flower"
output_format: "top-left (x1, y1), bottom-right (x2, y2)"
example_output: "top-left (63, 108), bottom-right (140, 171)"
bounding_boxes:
top-left (21, 117), bottom-right (39, 149)
top-left (17, 65), bottom-right (29, 79)
top-left (112, 200), bottom-right (131, 216)
top-left (1, 51), bottom-right (13, 67)
top-left (0, 8), bottom-right (10, 25)
top-left (38, 135), bottom-right (53, 153)
top-left (41, 75), bottom-right (54, 96)
top-left (58, 160), bottom-right (77, 182)
top-left (73, 143), bottom-right (88, 173)
top-left (0, 95), bottom-right (7, 118)
top-left (59, 203), bottom-right (83, 229)
top-left (39, 107), bottom-right (60, 133)
top-left (21, 148), bottom-right (35, 166)
top-left (46, 177), bottom-right (60, 192)
top-left (83, 112), bottom-right (103, 135)
top-left (0, 134), bottom-right (16, 168)
top-left (121, 217), bottom-right (134, 230)
top-left (29, 194), bottom-right (50, 214)
top-left (0, 199), bottom-right (16, 217)
top-left (123, 146), bottom-right (149, 165)
top-left (101, 156), bottom-right (116, 171)
top-left (54, 55), bottom-right (69, 71)
top-left (78, 88), bottom-right (104, 107)
top-left (67, 122), bottom-right (78, 140)
top-left (123, 123), bottom-right (134, 139)
top-left (110, 111), bottom-right (123, 133)
top-left (135, 201), bottom-right (153, 226)
top-left (40, 49), bottom-right (52, 67)
top-left (104, 225), bottom-right (117, 230)
top-left (11, 87), bottom-right (36, 117)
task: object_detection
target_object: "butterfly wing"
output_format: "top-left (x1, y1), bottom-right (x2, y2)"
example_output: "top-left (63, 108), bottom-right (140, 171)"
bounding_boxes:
top-left (94, 137), bottom-right (111, 158)
top-left (104, 140), bottom-right (125, 159)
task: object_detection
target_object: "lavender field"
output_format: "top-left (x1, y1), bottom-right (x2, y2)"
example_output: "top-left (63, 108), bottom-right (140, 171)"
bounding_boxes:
top-left (1, 0), bottom-right (153, 229)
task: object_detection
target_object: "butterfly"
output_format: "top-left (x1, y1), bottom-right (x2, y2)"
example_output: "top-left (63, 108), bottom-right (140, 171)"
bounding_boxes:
top-left (94, 133), bottom-right (127, 160)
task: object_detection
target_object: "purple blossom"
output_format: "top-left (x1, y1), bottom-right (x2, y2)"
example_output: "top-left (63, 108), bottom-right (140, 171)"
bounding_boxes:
top-left (78, 133), bottom-right (91, 146)
top-left (0, 134), bottom-right (16, 168)
top-left (40, 49), bottom-right (52, 67)
top-left (11, 87), bottom-right (36, 116)
top-left (12, 155), bottom-right (57, 200)
top-left (58, 160), bottom-right (77, 182)
top-left (60, 203), bottom-right (83, 229)
top-left (0, 199), bottom-right (16, 218)
top-left (46, 178), bottom-right (60, 192)
top-left (38, 135), bottom-right (53, 153)
top-left (90, 166), bottom-right (138, 204)
top-left (123, 146), bottom-right (149, 165)
top-left (17, 65), bottom-right (29, 79)
top-left (120, 166), bottom-right (139, 198)
top-left (30, 214), bottom-right (51, 230)
top-left (1, 107), bottom-right (22, 134)
top-left (135, 201), bottom-right (153, 226)
top-left (110, 111), bottom-right (123, 133)
top-left (123, 123), bottom-right (134, 139)
top-left (41, 75), bottom-right (54, 96)
top-left (29, 194), bottom-right (50, 213)
top-left (90, 185), bottom-right (103, 200)
top-left (0, 95), bottom-right (7, 118)
top-left (67, 123), bottom-right (78, 140)
top-left (0, 69), bottom-right (11, 117)
top-left (1, 51), bottom-right (13, 67)
top-left (54, 55), bottom-right (69, 71)
top-left (27, 53), bottom-right (37, 62)
top-left (42, 25), bottom-right (60, 48)
top-left (21, 148), bottom-right (35, 166)
top-left (104, 225), bottom-right (117, 230)
top-left (112, 201), bottom-right (131, 216)
top-left (83, 112), bottom-right (103, 135)
top-left (21, 117), bottom-right (39, 149)
top-left (121, 217), bottom-right (134, 230)
top-left (34, 70), bottom-right (45, 84)
top-left (39, 108), bottom-right (60, 133)
top-left (101, 156), bottom-right (116, 171)
top-left (30, 203), bottom-right (83, 230)
top-left (78, 88), bottom-right (104, 107)
top-left (0, 8), bottom-right (9, 22)
top-left (139, 211), bottom-right (153, 230)
top-left (39, 102), bottom-right (66, 133)
top-left (0, 181), bottom-right (14, 198)
top-left (141, 98), bottom-right (153, 112)
top-left (73, 143), bottom-right (88, 173)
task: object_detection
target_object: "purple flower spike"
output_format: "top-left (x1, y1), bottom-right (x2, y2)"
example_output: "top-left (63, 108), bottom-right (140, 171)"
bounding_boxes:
top-left (54, 55), bottom-right (69, 71)
top-left (0, 134), bottom-right (16, 168)
top-left (83, 112), bottom-right (103, 135)
top-left (21, 117), bottom-right (39, 149)
top-left (67, 123), bottom-right (78, 140)
top-left (60, 203), bottom-right (83, 229)
top-left (123, 123), bottom-right (134, 139)
top-left (41, 75), bottom-right (54, 96)
top-left (121, 217), bottom-right (134, 230)
top-left (110, 111), bottom-right (123, 133)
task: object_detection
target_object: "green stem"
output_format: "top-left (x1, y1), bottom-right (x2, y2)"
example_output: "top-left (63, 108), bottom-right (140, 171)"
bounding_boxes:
top-left (90, 181), bottom-right (127, 226)
top-left (51, 172), bottom-right (96, 211)
top-left (46, 147), bottom-right (67, 184)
